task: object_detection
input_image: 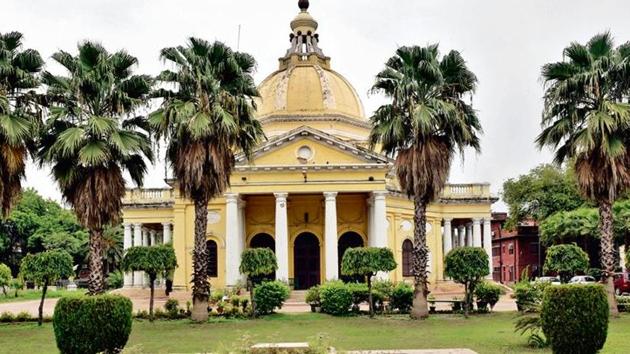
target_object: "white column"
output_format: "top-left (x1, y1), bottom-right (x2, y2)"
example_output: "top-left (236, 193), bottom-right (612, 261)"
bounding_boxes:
top-left (466, 224), bottom-right (473, 246)
top-left (142, 228), bottom-right (149, 247)
top-left (162, 222), bottom-right (172, 244)
top-left (458, 225), bottom-right (465, 248)
top-left (123, 223), bottom-right (133, 288)
top-left (443, 218), bottom-right (453, 255)
top-left (372, 191), bottom-right (389, 279)
top-left (150, 230), bottom-right (156, 246)
top-left (274, 193), bottom-right (289, 281)
top-left (473, 218), bottom-right (482, 247)
top-left (324, 192), bottom-right (339, 280)
top-left (366, 196), bottom-right (374, 245)
top-left (133, 223), bottom-right (143, 287)
top-left (238, 199), bottom-right (247, 282)
top-left (372, 191), bottom-right (388, 248)
top-left (620, 245), bottom-right (626, 270)
top-left (483, 218), bottom-right (493, 279)
top-left (225, 193), bottom-right (240, 286)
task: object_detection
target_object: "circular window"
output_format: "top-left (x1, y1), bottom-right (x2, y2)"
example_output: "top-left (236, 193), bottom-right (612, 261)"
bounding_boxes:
top-left (297, 146), bottom-right (313, 162)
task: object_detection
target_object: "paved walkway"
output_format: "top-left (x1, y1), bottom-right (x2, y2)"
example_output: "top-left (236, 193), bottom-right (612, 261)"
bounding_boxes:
top-left (0, 284), bottom-right (517, 316)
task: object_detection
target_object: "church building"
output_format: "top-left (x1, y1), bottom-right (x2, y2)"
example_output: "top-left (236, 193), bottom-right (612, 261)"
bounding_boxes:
top-left (121, 1), bottom-right (497, 291)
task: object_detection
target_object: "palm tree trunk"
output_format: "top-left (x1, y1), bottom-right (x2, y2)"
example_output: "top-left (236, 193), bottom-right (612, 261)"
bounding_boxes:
top-left (599, 200), bottom-right (618, 316)
top-left (87, 229), bottom-right (105, 295)
top-left (191, 197), bottom-right (210, 322)
top-left (410, 196), bottom-right (429, 319)
top-left (38, 281), bottom-right (47, 326)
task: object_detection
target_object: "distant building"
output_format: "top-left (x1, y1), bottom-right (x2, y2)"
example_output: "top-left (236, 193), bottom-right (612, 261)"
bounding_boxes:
top-left (491, 213), bottom-right (544, 283)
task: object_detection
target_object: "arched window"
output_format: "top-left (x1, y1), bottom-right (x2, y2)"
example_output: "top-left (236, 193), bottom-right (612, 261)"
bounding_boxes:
top-left (402, 239), bottom-right (413, 277)
top-left (207, 240), bottom-right (218, 277)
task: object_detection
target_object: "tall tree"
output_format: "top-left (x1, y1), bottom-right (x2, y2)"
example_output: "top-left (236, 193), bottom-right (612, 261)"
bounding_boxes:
top-left (369, 45), bottom-right (482, 319)
top-left (0, 31), bottom-right (43, 218)
top-left (502, 164), bottom-right (586, 227)
top-left (537, 32), bottom-right (630, 315)
top-left (150, 38), bottom-right (264, 321)
top-left (38, 42), bottom-right (153, 295)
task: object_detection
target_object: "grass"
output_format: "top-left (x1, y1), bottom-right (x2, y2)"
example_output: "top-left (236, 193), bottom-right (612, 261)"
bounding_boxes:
top-left (0, 289), bottom-right (86, 304)
top-left (1, 312), bottom-right (629, 353)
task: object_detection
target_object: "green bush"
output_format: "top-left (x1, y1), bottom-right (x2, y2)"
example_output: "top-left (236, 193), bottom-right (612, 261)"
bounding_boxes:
top-left (541, 284), bottom-right (608, 354)
top-left (305, 285), bottom-right (320, 305)
top-left (474, 282), bottom-right (503, 310)
top-left (320, 281), bottom-right (352, 316)
top-left (106, 270), bottom-right (123, 290)
top-left (0, 312), bottom-right (14, 322)
top-left (390, 282), bottom-right (413, 313)
top-left (617, 296), bottom-right (630, 312)
top-left (15, 311), bottom-right (31, 322)
top-left (372, 280), bottom-right (394, 301)
top-left (164, 298), bottom-right (179, 318)
top-left (53, 294), bottom-right (133, 354)
top-left (253, 281), bottom-right (290, 315)
top-left (514, 281), bottom-right (550, 311)
top-left (543, 244), bottom-right (589, 283)
top-left (347, 282), bottom-right (369, 308)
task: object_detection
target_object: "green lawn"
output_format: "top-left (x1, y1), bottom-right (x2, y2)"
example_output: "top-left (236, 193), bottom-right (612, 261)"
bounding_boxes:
top-left (0, 312), bottom-right (629, 353)
top-left (0, 289), bottom-right (86, 304)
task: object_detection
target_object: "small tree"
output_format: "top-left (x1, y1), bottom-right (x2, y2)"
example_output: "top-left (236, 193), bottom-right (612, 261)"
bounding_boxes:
top-left (543, 244), bottom-right (589, 283)
top-left (0, 263), bottom-right (11, 297)
top-left (341, 247), bottom-right (397, 317)
top-left (444, 247), bottom-right (489, 317)
top-left (239, 248), bottom-right (278, 317)
top-left (10, 277), bottom-right (24, 298)
top-left (20, 250), bottom-right (73, 325)
top-left (121, 245), bottom-right (177, 321)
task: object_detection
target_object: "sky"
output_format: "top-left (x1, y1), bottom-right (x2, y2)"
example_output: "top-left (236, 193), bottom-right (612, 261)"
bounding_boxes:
top-left (3, 0), bottom-right (630, 212)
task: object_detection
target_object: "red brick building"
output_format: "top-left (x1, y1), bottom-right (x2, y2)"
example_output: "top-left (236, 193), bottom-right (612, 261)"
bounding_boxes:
top-left (491, 213), bottom-right (544, 283)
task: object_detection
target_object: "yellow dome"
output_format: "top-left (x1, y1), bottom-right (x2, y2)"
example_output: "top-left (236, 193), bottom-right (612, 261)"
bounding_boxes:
top-left (256, 63), bottom-right (365, 121)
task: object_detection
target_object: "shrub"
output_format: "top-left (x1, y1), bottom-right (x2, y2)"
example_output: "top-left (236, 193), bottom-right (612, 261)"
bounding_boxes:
top-left (53, 294), bottom-right (133, 354)
top-left (617, 296), bottom-right (630, 312)
top-left (305, 285), bottom-right (320, 305)
top-left (240, 248), bottom-right (278, 317)
top-left (372, 280), bottom-right (394, 301)
top-left (106, 270), bottom-right (123, 290)
top-left (444, 247), bottom-right (489, 316)
top-left (390, 282), bottom-right (413, 313)
top-left (15, 311), bottom-right (31, 322)
top-left (514, 281), bottom-right (550, 311)
top-left (320, 281), bottom-right (352, 316)
top-left (541, 284), bottom-right (608, 354)
top-left (474, 282), bottom-right (503, 310)
top-left (341, 247), bottom-right (397, 317)
top-left (0, 263), bottom-right (11, 297)
top-left (253, 281), bottom-right (290, 315)
top-left (210, 289), bottom-right (225, 304)
top-left (0, 312), bottom-right (14, 322)
top-left (164, 298), bottom-right (179, 318)
top-left (543, 244), bottom-right (589, 283)
top-left (346, 283), bottom-right (369, 312)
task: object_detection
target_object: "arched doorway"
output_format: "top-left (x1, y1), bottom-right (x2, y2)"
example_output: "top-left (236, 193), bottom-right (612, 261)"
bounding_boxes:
top-left (293, 232), bottom-right (320, 290)
top-left (250, 233), bottom-right (276, 281)
top-left (338, 232), bottom-right (364, 282)
top-left (250, 233), bottom-right (275, 252)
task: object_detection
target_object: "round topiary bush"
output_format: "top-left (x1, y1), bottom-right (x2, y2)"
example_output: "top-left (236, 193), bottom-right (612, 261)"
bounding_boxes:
top-left (253, 281), bottom-right (290, 315)
top-left (474, 281), bottom-right (503, 311)
top-left (390, 282), bottom-right (413, 313)
top-left (53, 294), bottom-right (133, 354)
top-left (541, 284), bottom-right (609, 354)
top-left (320, 281), bottom-right (352, 316)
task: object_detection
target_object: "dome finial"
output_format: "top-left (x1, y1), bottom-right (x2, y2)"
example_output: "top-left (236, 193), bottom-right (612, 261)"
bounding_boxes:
top-left (298, 0), bottom-right (309, 11)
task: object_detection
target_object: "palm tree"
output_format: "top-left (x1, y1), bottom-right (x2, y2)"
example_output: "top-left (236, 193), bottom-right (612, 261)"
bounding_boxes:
top-left (369, 45), bottom-right (482, 319)
top-left (0, 31), bottom-right (44, 218)
top-left (537, 33), bottom-right (630, 315)
top-left (149, 38), bottom-right (264, 321)
top-left (38, 42), bottom-right (153, 295)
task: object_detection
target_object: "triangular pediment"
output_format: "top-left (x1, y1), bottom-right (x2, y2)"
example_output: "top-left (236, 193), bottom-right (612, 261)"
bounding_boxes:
top-left (235, 126), bottom-right (392, 166)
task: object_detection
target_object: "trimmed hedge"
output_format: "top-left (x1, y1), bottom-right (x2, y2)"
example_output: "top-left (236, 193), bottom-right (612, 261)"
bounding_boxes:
top-left (390, 282), bottom-right (413, 313)
top-left (253, 281), bottom-right (290, 315)
top-left (53, 294), bottom-right (133, 354)
top-left (474, 281), bottom-right (503, 310)
top-left (541, 284), bottom-right (609, 354)
top-left (320, 281), bottom-right (352, 316)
